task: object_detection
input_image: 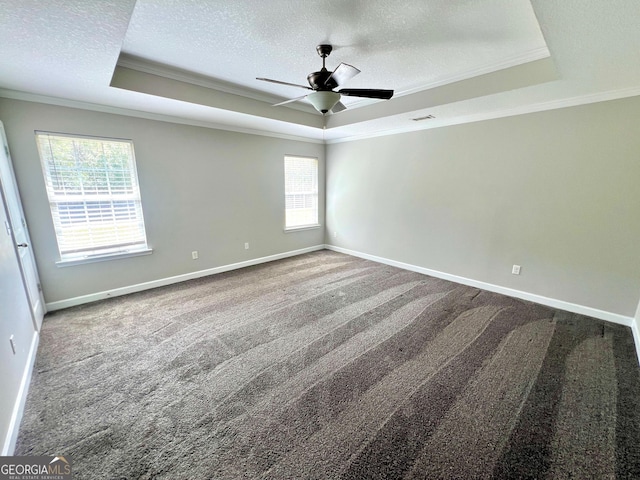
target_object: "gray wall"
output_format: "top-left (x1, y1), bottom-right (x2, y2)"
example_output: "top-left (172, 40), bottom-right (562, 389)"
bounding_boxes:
top-left (3, 95), bottom-right (639, 318)
top-left (326, 96), bottom-right (640, 317)
top-left (0, 98), bottom-right (325, 303)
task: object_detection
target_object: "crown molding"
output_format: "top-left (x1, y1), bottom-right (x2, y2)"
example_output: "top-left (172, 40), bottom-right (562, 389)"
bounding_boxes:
top-left (118, 47), bottom-right (550, 115)
top-left (326, 84), bottom-right (640, 144)
top-left (0, 89), bottom-right (324, 144)
top-left (400, 46), bottom-right (550, 96)
top-left (3, 83), bottom-right (639, 146)
top-left (345, 46), bottom-right (551, 109)
top-left (117, 54), bottom-right (318, 115)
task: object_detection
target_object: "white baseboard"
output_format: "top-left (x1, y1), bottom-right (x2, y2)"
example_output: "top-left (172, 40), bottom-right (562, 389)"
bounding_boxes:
top-left (632, 320), bottom-right (640, 367)
top-left (325, 245), bottom-right (636, 329)
top-left (46, 245), bottom-right (325, 311)
top-left (43, 243), bottom-right (640, 366)
top-left (2, 330), bottom-right (39, 455)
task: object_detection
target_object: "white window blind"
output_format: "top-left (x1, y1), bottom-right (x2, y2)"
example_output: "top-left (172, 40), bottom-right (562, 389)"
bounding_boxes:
top-left (284, 156), bottom-right (318, 229)
top-left (35, 132), bottom-right (149, 261)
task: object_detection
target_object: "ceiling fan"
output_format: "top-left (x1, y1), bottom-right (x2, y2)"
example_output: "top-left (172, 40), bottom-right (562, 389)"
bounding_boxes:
top-left (257, 44), bottom-right (394, 115)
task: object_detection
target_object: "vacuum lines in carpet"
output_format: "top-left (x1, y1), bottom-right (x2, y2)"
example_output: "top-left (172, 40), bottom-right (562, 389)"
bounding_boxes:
top-left (15, 250), bottom-right (640, 479)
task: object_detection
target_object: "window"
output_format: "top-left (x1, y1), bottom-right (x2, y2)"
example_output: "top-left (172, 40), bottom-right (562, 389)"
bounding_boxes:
top-left (35, 132), bottom-right (149, 263)
top-left (284, 156), bottom-right (319, 229)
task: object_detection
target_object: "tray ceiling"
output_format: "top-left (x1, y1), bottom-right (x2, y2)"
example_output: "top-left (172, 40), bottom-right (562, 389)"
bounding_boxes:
top-left (0, 1), bottom-right (639, 142)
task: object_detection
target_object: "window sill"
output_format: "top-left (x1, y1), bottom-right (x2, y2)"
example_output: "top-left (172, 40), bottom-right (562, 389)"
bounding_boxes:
top-left (56, 248), bottom-right (153, 267)
top-left (284, 224), bottom-right (321, 233)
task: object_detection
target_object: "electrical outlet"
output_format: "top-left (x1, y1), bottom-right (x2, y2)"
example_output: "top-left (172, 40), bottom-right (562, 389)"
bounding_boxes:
top-left (512, 265), bottom-right (521, 275)
top-left (9, 335), bottom-right (16, 355)
top-left (333, 231), bottom-right (337, 238)
top-left (244, 242), bottom-right (249, 250)
top-left (191, 251), bottom-right (199, 260)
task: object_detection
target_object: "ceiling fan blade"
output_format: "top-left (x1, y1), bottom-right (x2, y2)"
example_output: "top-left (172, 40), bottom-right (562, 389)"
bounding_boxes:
top-left (325, 63), bottom-right (360, 88)
top-left (256, 77), bottom-right (312, 90)
top-left (272, 94), bottom-right (308, 107)
top-left (338, 88), bottom-right (394, 100)
top-left (330, 101), bottom-right (347, 113)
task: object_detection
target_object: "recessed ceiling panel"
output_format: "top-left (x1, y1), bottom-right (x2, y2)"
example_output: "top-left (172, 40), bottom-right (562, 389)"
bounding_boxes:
top-left (3, 0), bottom-right (638, 143)
top-left (121, 0), bottom-right (549, 106)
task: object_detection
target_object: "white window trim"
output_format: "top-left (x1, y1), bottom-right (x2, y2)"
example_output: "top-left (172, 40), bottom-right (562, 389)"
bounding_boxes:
top-left (284, 224), bottom-right (321, 233)
top-left (55, 247), bottom-right (153, 267)
top-left (284, 155), bottom-right (319, 230)
top-left (36, 131), bottom-right (150, 264)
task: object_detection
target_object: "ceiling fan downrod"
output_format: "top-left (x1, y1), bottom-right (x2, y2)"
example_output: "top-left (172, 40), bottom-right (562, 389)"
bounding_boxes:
top-left (308, 44), bottom-right (335, 90)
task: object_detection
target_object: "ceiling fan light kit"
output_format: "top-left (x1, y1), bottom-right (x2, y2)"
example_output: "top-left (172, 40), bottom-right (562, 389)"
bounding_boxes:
top-left (257, 44), bottom-right (394, 115)
top-left (307, 91), bottom-right (341, 114)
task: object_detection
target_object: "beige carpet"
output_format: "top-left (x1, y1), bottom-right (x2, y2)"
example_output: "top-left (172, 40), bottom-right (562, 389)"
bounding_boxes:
top-left (15, 250), bottom-right (640, 479)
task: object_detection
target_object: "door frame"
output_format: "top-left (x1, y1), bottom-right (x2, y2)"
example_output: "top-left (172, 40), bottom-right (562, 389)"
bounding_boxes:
top-left (0, 121), bottom-right (46, 330)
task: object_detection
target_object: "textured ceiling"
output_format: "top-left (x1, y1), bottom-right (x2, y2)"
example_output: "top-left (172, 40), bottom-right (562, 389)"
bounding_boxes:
top-left (0, 1), bottom-right (639, 142)
top-left (121, 0), bottom-right (547, 106)
top-left (0, 0), bottom-right (135, 95)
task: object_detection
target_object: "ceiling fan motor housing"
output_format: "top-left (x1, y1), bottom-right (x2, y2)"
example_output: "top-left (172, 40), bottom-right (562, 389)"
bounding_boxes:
top-left (308, 44), bottom-right (337, 90)
top-left (307, 70), bottom-right (337, 90)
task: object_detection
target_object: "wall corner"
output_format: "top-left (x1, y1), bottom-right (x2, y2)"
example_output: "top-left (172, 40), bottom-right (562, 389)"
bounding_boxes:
top-left (633, 299), bottom-right (640, 367)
